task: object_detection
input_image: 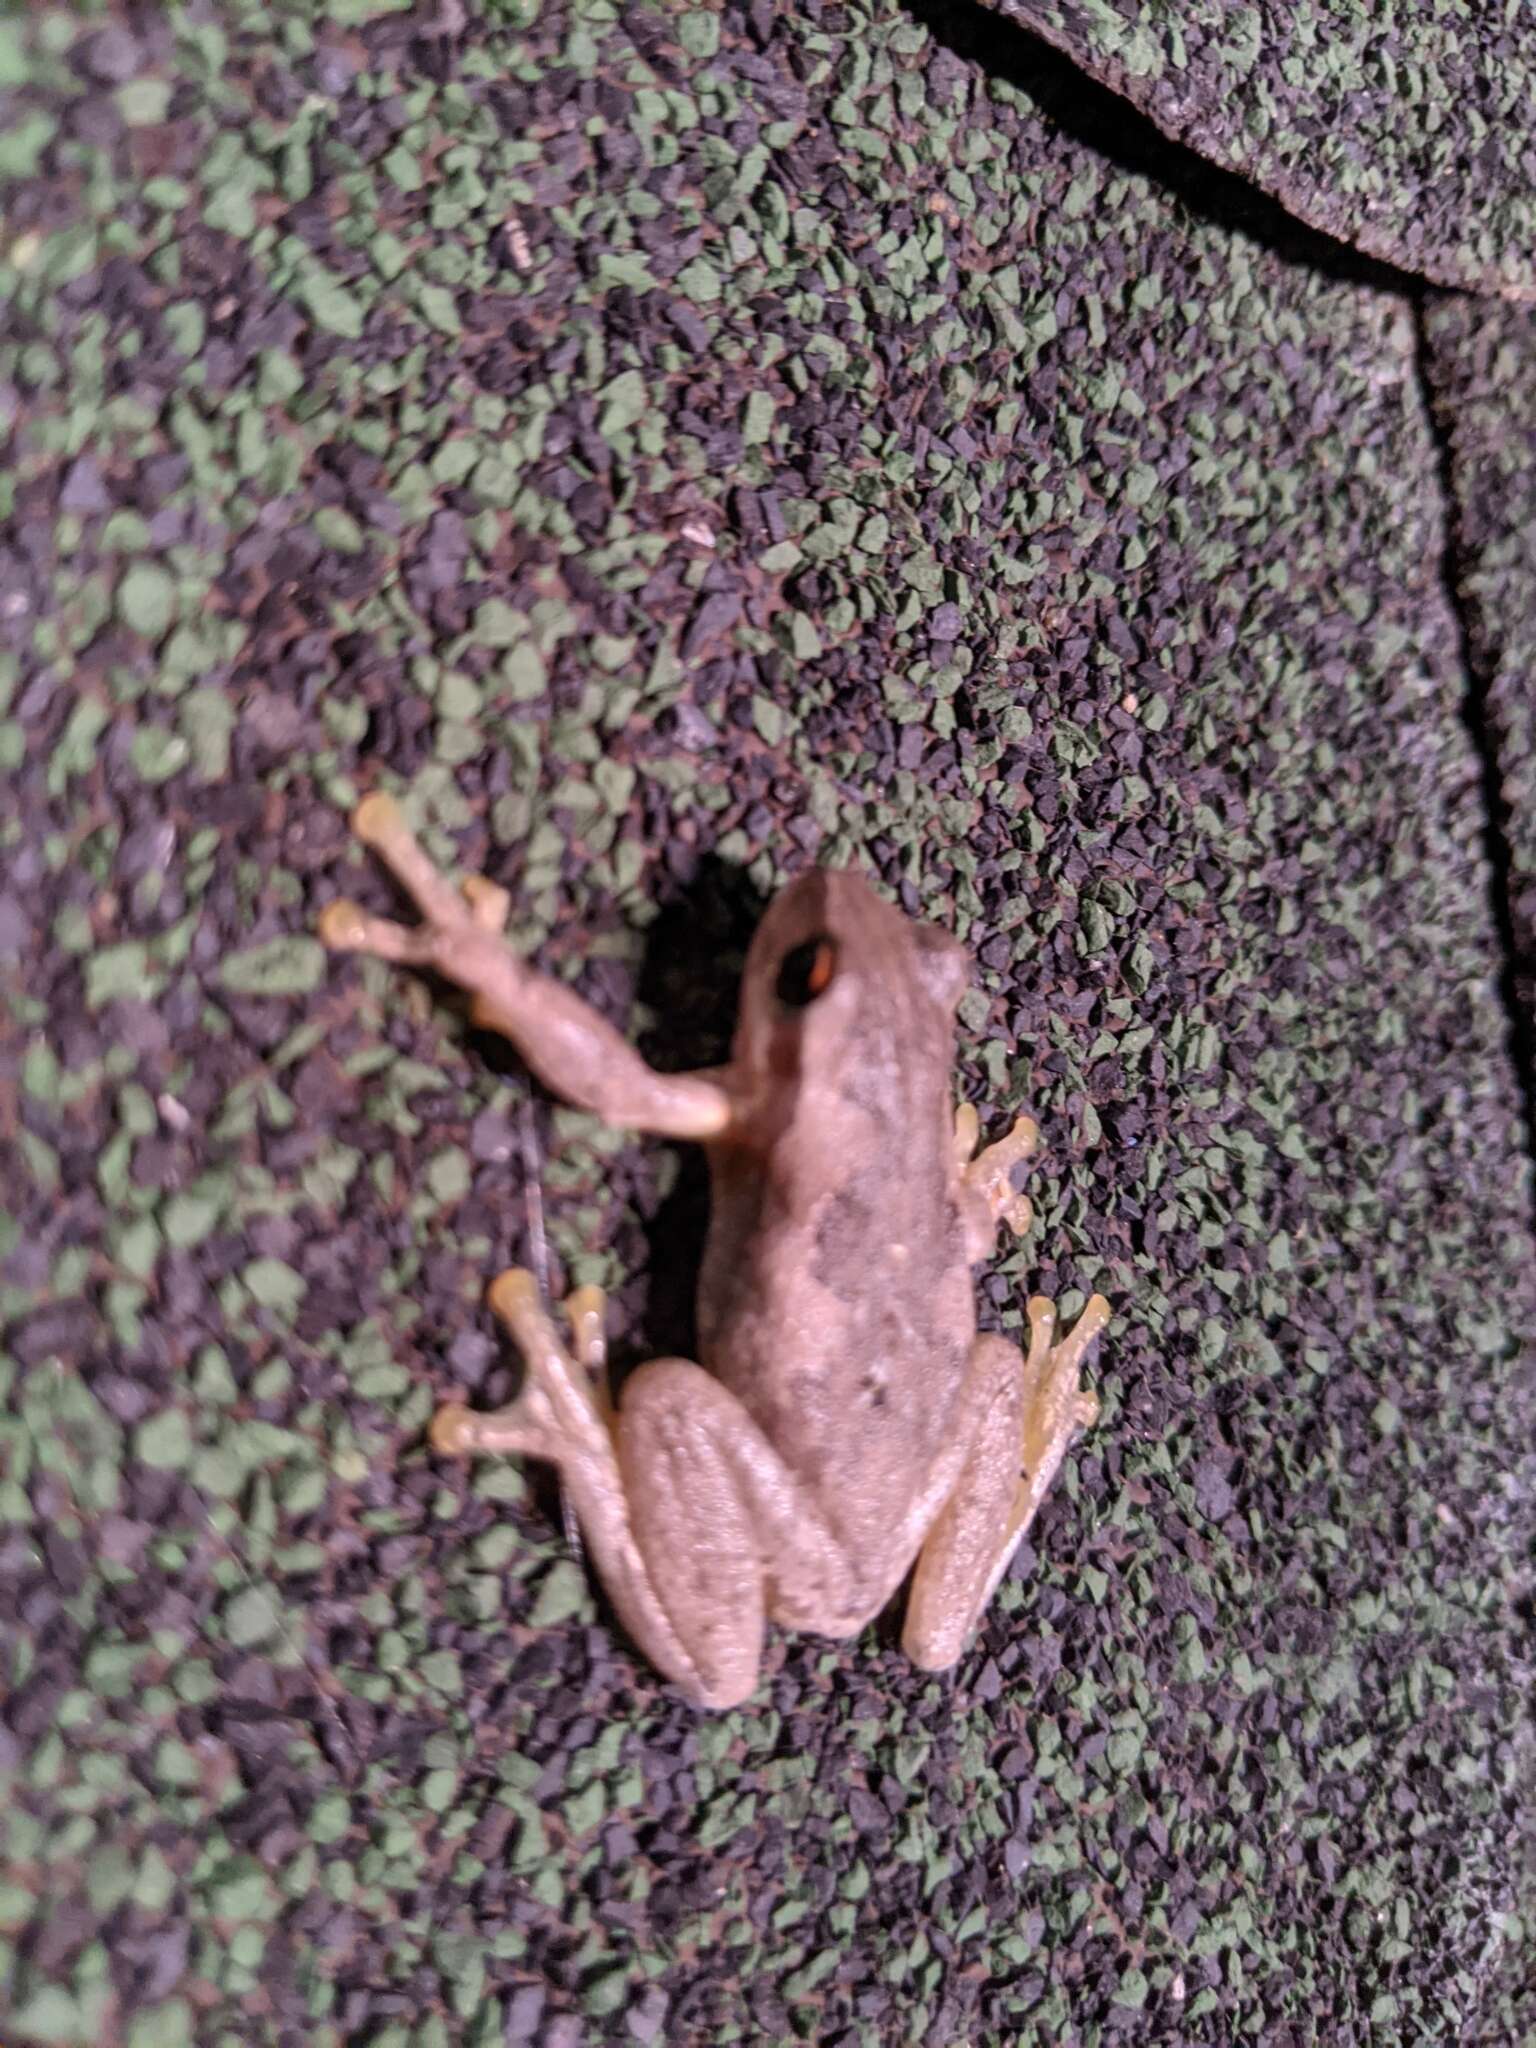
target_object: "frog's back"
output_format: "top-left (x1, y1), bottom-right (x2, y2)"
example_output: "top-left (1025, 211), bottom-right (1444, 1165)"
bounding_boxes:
top-left (695, 869), bottom-right (980, 1563)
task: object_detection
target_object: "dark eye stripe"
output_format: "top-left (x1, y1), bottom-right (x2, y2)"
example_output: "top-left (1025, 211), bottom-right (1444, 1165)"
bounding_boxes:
top-left (776, 935), bottom-right (837, 1007)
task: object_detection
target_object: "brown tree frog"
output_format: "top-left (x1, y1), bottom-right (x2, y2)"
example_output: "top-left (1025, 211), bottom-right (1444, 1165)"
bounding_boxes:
top-left (320, 794), bottom-right (1108, 1708)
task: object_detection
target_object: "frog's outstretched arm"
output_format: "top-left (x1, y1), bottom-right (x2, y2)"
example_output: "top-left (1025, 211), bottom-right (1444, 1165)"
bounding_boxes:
top-left (319, 795), bottom-right (734, 1141)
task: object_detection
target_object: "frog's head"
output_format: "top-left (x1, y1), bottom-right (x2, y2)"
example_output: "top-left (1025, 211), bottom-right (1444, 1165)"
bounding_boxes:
top-left (730, 869), bottom-right (970, 1114)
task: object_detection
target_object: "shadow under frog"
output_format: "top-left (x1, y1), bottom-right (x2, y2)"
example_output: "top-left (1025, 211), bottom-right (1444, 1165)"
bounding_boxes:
top-left (466, 848), bottom-right (755, 1377)
top-left (320, 794), bottom-right (1108, 1710)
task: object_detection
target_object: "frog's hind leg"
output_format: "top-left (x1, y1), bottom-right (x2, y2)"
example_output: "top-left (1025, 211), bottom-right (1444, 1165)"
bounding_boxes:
top-left (901, 1333), bottom-right (1025, 1672)
top-left (902, 1294), bottom-right (1107, 1673)
top-left (434, 1269), bottom-right (735, 1700)
top-left (436, 1268), bottom-right (851, 1710)
top-left (614, 1356), bottom-right (878, 1705)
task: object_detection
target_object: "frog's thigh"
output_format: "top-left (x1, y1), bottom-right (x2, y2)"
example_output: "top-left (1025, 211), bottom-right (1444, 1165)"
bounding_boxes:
top-left (901, 1334), bottom-right (1026, 1672)
top-left (618, 1361), bottom-right (860, 1705)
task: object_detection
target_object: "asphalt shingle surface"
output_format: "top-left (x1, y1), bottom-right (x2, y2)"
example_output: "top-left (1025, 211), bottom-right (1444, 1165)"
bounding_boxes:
top-left (983, 0), bottom-right (1536, 297)
top-left (1421, 292), bottom-right (1536, 1032)
top-left (3, 4), bottom-right (1533, 2044)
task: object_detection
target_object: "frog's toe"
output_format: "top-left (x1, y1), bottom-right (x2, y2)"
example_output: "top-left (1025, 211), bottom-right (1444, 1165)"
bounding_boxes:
top-left (430, 1402), bottom-right (483, 1457)
top-left (1022, 1294), bottom-right (1108, 1451)
top-left (1024, 1296), bottom-right (1052, 1357)
top-left (318, 898), bottom-right (432, 963)
top-left (486, 1267), bottom-right (609, 1446)
top-left (1004, 1112), bottom-right (1041, 1157)
top-left (1050, 1292), bottom-right (1111, 1369)
top-left (339, 789), bottom-right (472, 929)
top-left (353, 791), bottom-right (405, 845)
top-left (488, 1266), bottom-right (542, 1327)
top-left (429, 1382), bottom-right (557, 1460)
top-left (563, 1284), bottom-right (610, 1393)
top-left (461, 873), bottom-right (511, 932)
top-left (317, 897), bottom-right (370, 951)
top-left (966, 1114), bottom-right (1041, 1233)
top-left (319, 794), bottom-right (471, 960)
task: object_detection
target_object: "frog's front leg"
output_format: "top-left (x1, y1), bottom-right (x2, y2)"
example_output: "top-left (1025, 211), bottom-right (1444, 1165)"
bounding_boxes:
top-left (954, 1100), bottom-right (1039, 1250)
top-left (319, 795), bottom-right (732, 1141)
top-left (902, 1294), bottom-right (1107, 1671)
top-left (435, 1269), bottom-right (858, 1709)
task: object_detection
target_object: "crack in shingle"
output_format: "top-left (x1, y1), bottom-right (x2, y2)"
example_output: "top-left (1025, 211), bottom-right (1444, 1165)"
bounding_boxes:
top-left (1412, 291), bottom-right (1536, 1183)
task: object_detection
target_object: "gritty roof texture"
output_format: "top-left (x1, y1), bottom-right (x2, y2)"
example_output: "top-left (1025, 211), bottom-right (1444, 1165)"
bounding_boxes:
top-left (1421, 294), bottom-right (1536, 1030)
top-left (982, 0), bottom-right (1536, 298)
top-left (2, 3), bottom-right (1533, 2046)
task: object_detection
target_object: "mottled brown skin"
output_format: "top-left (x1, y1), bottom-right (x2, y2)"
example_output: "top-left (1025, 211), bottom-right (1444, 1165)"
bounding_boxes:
top-left (696, 874), bottom-right (982, 1619)
top-left (320, 796), bottom-right (1108, 1708)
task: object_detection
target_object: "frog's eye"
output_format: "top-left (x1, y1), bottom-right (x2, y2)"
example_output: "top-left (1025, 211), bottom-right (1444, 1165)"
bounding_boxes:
top-left (775, 935), bottom-right (838, 1008)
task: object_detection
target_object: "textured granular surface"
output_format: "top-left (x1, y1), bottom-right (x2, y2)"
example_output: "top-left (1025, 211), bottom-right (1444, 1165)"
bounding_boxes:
top-left (982, 0), bottom-right (1536, 298)
top-left (2, 4), bottom-right (1533, 2045)
top-left (1421, 292), bottom-right (1536, 1029)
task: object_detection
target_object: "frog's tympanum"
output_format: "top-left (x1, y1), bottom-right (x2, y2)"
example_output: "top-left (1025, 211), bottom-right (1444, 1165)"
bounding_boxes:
top-left (321, 794), bottom-right (1108, 1708)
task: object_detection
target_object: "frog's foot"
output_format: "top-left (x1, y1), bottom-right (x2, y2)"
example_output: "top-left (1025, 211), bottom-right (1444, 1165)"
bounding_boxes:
top-left (903, 1293), bottom-right (1108, 1673)
top-left (957, 1104), bottom-right (1039, 1237)
top-left (319, 792), bottom-right (513, 983)
top-left (430, 1269), bottom-right (613, 1465)
top-left (1007, 1293), bottom-right (1107, 1547)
